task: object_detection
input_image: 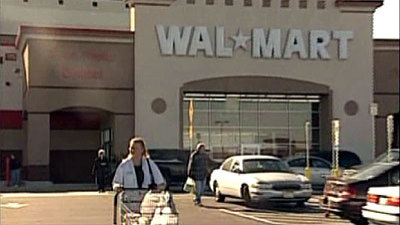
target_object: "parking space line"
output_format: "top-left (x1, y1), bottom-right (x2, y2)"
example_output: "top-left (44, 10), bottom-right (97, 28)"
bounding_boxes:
top-left (219, 209), bottom-right (283, 225)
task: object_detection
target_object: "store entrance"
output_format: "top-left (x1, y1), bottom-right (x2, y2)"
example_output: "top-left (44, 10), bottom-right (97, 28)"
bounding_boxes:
top-left (182, 94), bottom-right (321, 160)
top-left (49, 107), bottom-right (113, 183)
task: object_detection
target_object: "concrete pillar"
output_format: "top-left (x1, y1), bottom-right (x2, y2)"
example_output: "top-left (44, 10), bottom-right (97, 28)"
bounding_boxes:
top-left (25, 113), bottom-right (50, 180)
top-left (113, 115), bottom-right (134, 160)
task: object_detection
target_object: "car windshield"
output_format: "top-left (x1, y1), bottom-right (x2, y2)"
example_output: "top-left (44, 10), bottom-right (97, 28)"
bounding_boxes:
top-left (243, 159), bottom-right (292, 173)
top-left (375, 149), bottom-right (399, 163)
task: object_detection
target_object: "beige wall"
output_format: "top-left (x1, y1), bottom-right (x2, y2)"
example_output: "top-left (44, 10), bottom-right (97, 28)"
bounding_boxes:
top-left (24, 38), bottom-right (134, 113)
top-left (0, 46), bottom-right (23, 110)
top-left (26, 114), bottom-right (50, 165)
top-left (29, 39), bottom-right (133, 89)
top-left (0, 0), bottom-right (130, 35)
top-left (113, 115), bottom-right (135, 158)
top-left (135, 0), bottom-right (376, 162)
top-left (25, 88), bottom-right (134, 114)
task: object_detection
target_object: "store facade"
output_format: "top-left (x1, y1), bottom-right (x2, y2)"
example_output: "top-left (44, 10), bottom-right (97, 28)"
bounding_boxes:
top-left (16, 26), bottom-right (134, 181)
top-left (132, 0), bottom-right (383, 163)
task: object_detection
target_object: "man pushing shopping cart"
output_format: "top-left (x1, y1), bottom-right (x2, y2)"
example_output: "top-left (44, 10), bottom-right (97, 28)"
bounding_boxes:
top-left (113, 137), bottom-right (179, 225)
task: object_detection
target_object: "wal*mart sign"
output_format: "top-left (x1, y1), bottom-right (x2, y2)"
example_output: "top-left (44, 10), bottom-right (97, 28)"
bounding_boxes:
top-left (156, 25), bottom-right (353, 60)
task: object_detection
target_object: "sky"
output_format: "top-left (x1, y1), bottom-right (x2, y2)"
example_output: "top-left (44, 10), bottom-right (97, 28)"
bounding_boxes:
top-left (373, 0), bottom-right (399, 39)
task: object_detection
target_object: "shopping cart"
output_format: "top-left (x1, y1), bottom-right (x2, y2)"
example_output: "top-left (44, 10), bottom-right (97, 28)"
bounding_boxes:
top-left (113, 188), bottom-right (179, 225)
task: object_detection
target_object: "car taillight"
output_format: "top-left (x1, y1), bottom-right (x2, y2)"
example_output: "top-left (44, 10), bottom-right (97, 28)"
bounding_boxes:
top-left (367, 194), bottom-right (379, 203)
top-left (387, 196), bottom-right (400, 207)
top-left (340, 185), bottom-right (357, 199)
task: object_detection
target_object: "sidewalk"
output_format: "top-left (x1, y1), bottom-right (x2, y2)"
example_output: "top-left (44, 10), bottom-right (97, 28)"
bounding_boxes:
top-left (0, 181), bottom-right (97, 193)
top-left (0, 181), bottom-right (188, 193)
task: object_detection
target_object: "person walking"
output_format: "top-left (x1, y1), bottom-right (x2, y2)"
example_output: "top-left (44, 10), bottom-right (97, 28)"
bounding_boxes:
top-left (9, 154), bottom-right (21, 187)
top-left (112, 137), bottom-right (165, 191)
top-left (187, 142), bottom-right (209, 206)
top-left (92, 149), bottom-right (109, 192)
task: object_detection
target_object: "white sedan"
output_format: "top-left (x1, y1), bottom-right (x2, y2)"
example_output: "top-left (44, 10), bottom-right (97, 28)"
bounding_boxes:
top-left (209, 155), bottom-right (312, 205)
top-left (362, 186), bottom-right (399, 225)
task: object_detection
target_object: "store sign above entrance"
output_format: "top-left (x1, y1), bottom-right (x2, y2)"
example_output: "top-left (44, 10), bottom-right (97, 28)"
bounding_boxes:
top-left (156, 25), bottom-right (353, 60)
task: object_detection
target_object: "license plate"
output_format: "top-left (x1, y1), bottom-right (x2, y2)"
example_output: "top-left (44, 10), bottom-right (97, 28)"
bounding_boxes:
top-left (379, 197), bottom-right (387, 205)
top-left (283, 191), bottom-right (294, 198)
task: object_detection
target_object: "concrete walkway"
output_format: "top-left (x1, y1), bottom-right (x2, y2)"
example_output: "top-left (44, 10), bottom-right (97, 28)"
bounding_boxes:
top-left (0, 181), bottom-right (97, 193)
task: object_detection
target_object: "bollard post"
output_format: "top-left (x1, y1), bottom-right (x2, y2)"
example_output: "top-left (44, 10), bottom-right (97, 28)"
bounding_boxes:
top-left (387, 115), bottom-right (394, 161)
top-left (304, 121), bottom-right (312, 180)
top-left (331, 119), bottom-right (341, 178)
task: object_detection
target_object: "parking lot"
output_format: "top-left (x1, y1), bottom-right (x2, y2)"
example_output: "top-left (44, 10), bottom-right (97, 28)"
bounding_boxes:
top-left (1, 192), bottom-right (352, 225)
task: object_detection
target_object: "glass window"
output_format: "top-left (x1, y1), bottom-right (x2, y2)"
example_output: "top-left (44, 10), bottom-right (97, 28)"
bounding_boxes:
top-left (312, 158), bottom-right (330, 169)
top-left (221, 159), bottom-right (233, 171)
top-left (240, 100), bottom-right (258, 144)
top-left (243, 159), bottom-right (291, 173)
top-left (288, 158), bottom-right (306, 167)
top-left (183, 94), bottom-right (321, 160)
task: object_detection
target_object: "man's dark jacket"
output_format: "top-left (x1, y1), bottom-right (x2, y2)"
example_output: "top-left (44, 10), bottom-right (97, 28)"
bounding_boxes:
top-left (187, 151), bottom-right (209, 181)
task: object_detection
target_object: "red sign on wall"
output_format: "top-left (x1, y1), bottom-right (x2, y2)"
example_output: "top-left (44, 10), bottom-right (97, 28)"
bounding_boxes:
top-left (5, 53), bottom-right (17, 61)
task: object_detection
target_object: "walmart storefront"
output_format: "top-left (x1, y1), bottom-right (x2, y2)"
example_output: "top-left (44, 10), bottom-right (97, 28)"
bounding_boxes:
top-left (131, 0), bottom-right (383, 163)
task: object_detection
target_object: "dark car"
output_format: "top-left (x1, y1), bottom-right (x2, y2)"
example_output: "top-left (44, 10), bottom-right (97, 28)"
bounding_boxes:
top-left (312, 150), bottom-right (362, 169)
top-left (320, 160), bottom-right (400, 225)
top-left (149, 149), bottom-right (221, 188)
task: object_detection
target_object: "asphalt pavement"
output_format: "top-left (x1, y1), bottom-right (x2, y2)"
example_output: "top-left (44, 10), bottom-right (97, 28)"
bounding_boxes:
top-left (0, 192), bottom-right (352, 225)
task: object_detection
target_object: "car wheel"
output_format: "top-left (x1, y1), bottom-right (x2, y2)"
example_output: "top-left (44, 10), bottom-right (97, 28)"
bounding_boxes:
top-left (241, 185), bottom-right (252, 205)
top-left (214, 182), bottom-right (225, 202)
top-left (349, 218), bottom-right (368, 225)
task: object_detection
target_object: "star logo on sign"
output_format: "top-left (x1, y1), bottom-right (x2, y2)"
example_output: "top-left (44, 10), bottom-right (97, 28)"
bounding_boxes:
top-left (230, 30), bottom-right (251, 51)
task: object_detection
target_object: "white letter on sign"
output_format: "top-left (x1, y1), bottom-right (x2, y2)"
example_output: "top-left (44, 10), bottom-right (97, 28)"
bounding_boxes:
top-left (156, 25), bottom-right (192, 55)
top-left (310, 30), bottom-right (331, 60)
top-left (284, 29), bottom-right (307, 59)
top-left (189, 26), bottom-right (214, 57)
top-left (216, 27), bottom-right (233, 57)
top-left (252, 28), bottom-right (282, 59)
top-left (333, 30), bottom-right (353, 59)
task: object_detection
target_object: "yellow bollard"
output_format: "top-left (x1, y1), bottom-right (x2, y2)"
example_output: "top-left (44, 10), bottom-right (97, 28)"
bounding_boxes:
top-left (333, 168), bottom-right (342, 178)
top-left (305, 167), bottom-right (313, 180)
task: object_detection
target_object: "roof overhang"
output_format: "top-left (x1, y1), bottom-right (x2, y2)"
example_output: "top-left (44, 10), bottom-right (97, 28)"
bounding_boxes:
top-left (16, 25), bottom-right (134, 50)
top-left (125, 0), bottom-right (176, 7)
top-left (335, 0), bottom-right (384, 13)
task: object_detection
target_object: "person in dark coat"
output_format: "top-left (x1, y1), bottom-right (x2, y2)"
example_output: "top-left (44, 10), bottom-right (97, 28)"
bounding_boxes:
top-left (187, 142), bottom-right (209, 206)
top-left (92, 149), bottom-right (109, 192)
top-left (10, 154), bottom-right (21, 187)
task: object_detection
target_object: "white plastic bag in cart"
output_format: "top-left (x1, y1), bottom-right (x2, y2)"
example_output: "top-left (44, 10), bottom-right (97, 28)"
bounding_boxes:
top-left (150, 207), bottom-right (179, 225)
top-left (140, 191), bottom-right (178, 224)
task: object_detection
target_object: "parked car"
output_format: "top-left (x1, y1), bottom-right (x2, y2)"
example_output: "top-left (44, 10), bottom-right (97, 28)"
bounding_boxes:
top-left (311, 150), bottom-right (362, 169)
top-left (209, 155), bottom-right (312, 206)
top-left (362, 186), bottom-right (399, 225)
top-left (343, 149), bottom-right (399, 177)
top-left (375, 149), bottom-right (399, 163)
top-left (149, 149), bottom-right (221, 188)
top-left (320, 160), bottom-right (399, 225)
top-left (285, 156), bottom-right (331, 190)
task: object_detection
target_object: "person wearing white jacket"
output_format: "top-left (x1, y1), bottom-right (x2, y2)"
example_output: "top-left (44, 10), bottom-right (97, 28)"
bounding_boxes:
top-left (112, 137), bottom-right (165, 191)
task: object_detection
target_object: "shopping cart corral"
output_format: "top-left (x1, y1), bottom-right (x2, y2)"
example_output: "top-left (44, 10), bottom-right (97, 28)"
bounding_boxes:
top-left (114, 188), bottom-right (179, 225)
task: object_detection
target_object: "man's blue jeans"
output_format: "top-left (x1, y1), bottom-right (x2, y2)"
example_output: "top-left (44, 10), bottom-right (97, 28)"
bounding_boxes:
top-left (194, 178), bottom-right (207, 204)
top-left (11, 168), bottom-right (21, 186)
